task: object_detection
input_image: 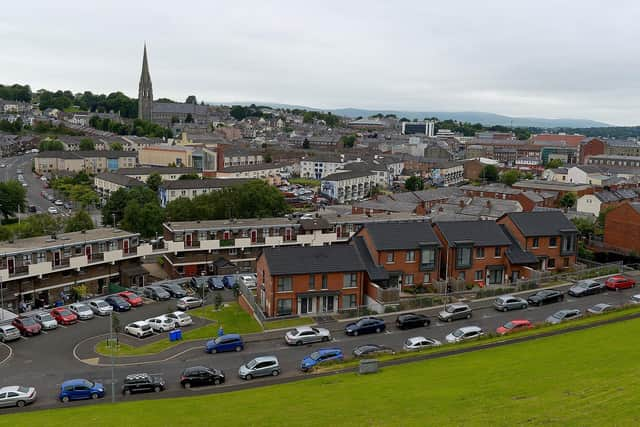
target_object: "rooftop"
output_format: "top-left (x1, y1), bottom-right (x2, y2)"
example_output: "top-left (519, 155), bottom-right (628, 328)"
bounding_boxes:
top-left (35, 150), bottom-right (136, 159)
top-left (0, 228), bottom-right (138, 255)
top-left (262, 245), bottom-right (365, 275)
top-left (161, 178), bottom-right (251, 190)
top-left (361, 221), bottom-right (440, 250)
top-left (164, 217), bottom-right (297, 232)
top-left (435, 220), bottom-right (512, 247)
top-left (95, 172), bottom-right (145, 188)
top-left (503, 211), bottom-right (577, 237)
top-left (116, 166), bottom-right (200, 176)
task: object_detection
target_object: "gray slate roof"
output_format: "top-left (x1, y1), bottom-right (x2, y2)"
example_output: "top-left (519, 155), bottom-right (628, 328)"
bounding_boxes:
top-left (435, 220), bottom-right (511, 247)
top-left (353, 237), bottom-right (389, 282)
top-left (95, 172), bottom-right (145, 188)
top-left (262, 245), bottom-right (365, 275)
top-left (362, 221), bottom-right (440, 250)
top-left (505, 211), bottom-right (577, 237)
top-left (500, 224), bottom-right (538, 265)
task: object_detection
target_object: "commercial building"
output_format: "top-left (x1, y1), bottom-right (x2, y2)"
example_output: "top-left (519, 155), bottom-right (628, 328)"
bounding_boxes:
top-left (138, 144), bottom-right (194, 167)
top-left (401, 121), bottom-right (435, 136)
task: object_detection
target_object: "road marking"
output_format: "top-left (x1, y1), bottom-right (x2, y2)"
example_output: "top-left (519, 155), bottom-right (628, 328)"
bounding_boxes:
top-left (384, 330), bottom-right (392, 335)
top-left (59, 325), bottom-right (68, 328)
top-left (41, 331), bottom-right (48, 335)
top-left (20, 336), bottom-right (28, 340)
top-left (0, 342), bottom-right (13, 366)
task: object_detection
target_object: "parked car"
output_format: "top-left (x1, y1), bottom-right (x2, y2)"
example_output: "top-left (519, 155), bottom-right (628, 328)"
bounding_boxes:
top-left (496, 319), bottom-right (533, 335)
top-left (121, 373), bottom-right (165, 395)
top-left (445, 326), bottom-right (485, 343)
top-left (0, 386), bottom-right (37, 408)
top-left (396, 313), bottom-right (431, 329)
top-left (180, 366), bottom-right (225, 388)
top-left (207, 277), bottom-right (225, 291)
top-left (568, 280), bottom-right (606, 297)
top-left (205, 334), bottom-right (244, 354)
top-left (493, 295), bottom-right (528, 312)
top-left (301, 348), bottom-right (344, 372)
top-left (143, 285), bottom-right (171, 301)
top-left (159, 283), bottom-right (187, 298)
top-left (546, 309), bottom-right (582, 325)
top-left (238, 356), bottom-right (280, 380)
top-left (344, 317), bottom-right (386, 336)
top-left (124, 321), bottom-right (153, 338)
top-left (118, 291), bottom-right (143, 307)
top-left (527, 289), bottom-right (564, 306)
top-left (146, 316), bottom-right (176, 333)
top-left (438, 303), bottom-right (472, 322)
top-left (0, 325), bottom-right (21, 342)
top-left (176, 296), bottom-right (203, 311)
top-left (605, 275), bottom-right (636, 291)
top-left (630, 294), bottom-right (640, 304)
top-left (33, 312), bottom-right (58, 330)
top-left (50, 307), bottom-right (78, 325)
top-left (238, 274), bottom-right (257, 289)
top-left (59, 379), bottom-right (104, 402)
top-left (46, 194), bottom-right (54, 202)
top-left (28, 205), bottom-right (37, 213)
top-left (68, 303), bottom-right (94, 320)
top-left (403, 336), bottom-right (442, 351)
top-left (352, 344), bottom-right (395, 357)
top-left (54, 199), bottom-right (64, 206)
top-left (11, 317), bottom-right (41, 336)
top-left (166, 311), bottom-right (193, 327)
top-left (222, 275), bottom-right (236, 289)
top-left (104, 295), bottom-right (131, 312)
top-left (587, 303), bottom-right (616, 315)
top-left (63, 202), bottom-right (72, 210)
top-left (88, 299), bottom-right (113, 316)
top-left (47, 207), bottom-right (58, 214)
top-left (285, 326), bottom-right (331, 345)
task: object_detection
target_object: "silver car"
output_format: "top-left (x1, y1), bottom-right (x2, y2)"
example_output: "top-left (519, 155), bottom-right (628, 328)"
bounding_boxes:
top-left (438, 303), bottom-right (472, 322)
top-left (176, 296), bottom-right (203, 311)
top-left (69, 303), bottom-right (94, 320)
top-left (33, 312), bottom-right (58, 330)
top-left (546, 309), bottom-right (582, 325)
top-left (238, 356), bottom-right (280, 380)
top-left (89, 299), bottom-right (113, 316)
top-left (493, 295), bottom-right (528, 312)
top-left (0, 386), bottom-right (37, 408)
top-left (0, 325), bottom-right (21, 342)
top-left (166, 311), bottom-right (193, 327)
top-left (284, 326), bottom-right (331, 346)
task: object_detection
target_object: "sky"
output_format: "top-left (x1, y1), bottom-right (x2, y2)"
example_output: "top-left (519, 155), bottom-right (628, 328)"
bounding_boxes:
top-left (2, 1), bottom-right (640, 125)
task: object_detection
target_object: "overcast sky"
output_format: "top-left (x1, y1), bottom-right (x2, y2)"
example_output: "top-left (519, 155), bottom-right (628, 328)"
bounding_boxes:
top-left (2, 1), bottom-right (639, 125)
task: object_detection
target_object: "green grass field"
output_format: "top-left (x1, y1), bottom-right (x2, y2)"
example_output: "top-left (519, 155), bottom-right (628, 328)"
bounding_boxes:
top-left (6, 314), bottom-right (640, 426)
top-left (262, 316), bottom-right (315, 330)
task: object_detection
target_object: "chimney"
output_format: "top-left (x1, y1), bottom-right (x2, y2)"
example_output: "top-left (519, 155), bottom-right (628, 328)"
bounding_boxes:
top-left (458, 199), bottom-right (465, 208)
top-left (486, 200), bottom-right (492, 209)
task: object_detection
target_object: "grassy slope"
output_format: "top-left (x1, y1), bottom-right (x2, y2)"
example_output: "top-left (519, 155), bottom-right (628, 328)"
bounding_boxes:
top-left (5, 317), bottom-right (640, 427)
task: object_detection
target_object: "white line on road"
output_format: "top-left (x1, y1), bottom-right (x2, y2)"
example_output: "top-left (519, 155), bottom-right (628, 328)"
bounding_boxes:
top-left (0, 342), bottom-right (13, 366)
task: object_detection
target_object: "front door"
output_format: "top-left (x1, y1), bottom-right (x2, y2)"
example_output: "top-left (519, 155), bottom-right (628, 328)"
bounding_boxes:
top-left (299, 297), bottom-right (313, 314)
top-left (7, 257), bottom-right (14, 274)
top-left (123, 239), bottom-right (129, 255)
top-left (53, 251), bottom-right (60, 267)
top-left (185, 233), bottom-right (192, 247)
top-left (488, 268), bottom-right (504, 285)
top-left (85, 245), bottom-right (92, 261)
top-left (321, 296), bottom-right (335, 313)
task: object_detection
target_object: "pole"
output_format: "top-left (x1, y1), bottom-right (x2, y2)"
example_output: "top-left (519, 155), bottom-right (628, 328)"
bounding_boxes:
top-left (110, 310), bottom-right (115, 404)
top-left (0, 277), bottom-right (4, 321)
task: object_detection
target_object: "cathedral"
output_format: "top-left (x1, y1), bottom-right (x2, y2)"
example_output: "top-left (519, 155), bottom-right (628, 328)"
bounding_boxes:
top-left (138, 44), bottom-right (154, 122)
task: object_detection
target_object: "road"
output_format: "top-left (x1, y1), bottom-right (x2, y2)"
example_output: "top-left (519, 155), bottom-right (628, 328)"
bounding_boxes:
top-left (0, 277), bottom-right (638, 412)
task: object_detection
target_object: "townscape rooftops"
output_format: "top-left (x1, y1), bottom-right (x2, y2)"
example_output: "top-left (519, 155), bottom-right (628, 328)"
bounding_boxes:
top-left (352, 236), bottom-right (389, 282)
top-left (362, 221), bottom-right (440, 250)
top-left (353, 197), bottom-right (418, 213)
top-left (435, 220), bottom-right (512, 247)
top-left (262, 245), bottom-right (365, 275)
top-left (512, 180), bottom-right (592, 191)
top-left (505, 211), bottom-right (577, 237)
top-left (0, 228), bottom-right (138, 255)
top-left (35, 150), bottom-right (137, 159)
top-left (152, 102), bottom-right (209, 115)
top-left (161, 178), bottom-right (252, 190)
top-left (116, 166), bottom-right (200, 176)
top-left (95, 172), bottom-right (145, 188)
top-left (221, 163), bottom-right (288, 173)
top-left (164, 217), bottom-right (297, 232)
top-left (322, 169), bottom-right (380, 181)
top-left (500, 224), bottom-right (538, 265)
top-left (460, 183), bottom-right (522, 195)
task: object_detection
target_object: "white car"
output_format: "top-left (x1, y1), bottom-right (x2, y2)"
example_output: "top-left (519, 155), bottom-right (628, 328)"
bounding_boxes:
top-left (630, 294), bottom-right (640, 304)
top-left (445, 326), bottom-right (485, 343)
top-left (124, 321), bottom-right (153, 338)
top-left (166, 311), bottom-right (193, 327)
top-left (68, 303), bottom-right (94, 320)
top-left (54, 200), bottom-right (64, 206)
top-left (40, 176), bottom-right (47, 182)
top-left (47, 207), bottom-right (58, 214)
top-left (176, 296), bottom-right (203, 311)
top-left (33, 312), bottom-right (58, 330)
top-left (403, 336), bottom-right (441, 351)
top-left (284, 326), bottom-right (331, 345)
top-left (146, 316), bottom-right (176, 332)
top-left (88, 299), bottom-right (113, 316)
top-left (238, 275), bottom-right (257, 289)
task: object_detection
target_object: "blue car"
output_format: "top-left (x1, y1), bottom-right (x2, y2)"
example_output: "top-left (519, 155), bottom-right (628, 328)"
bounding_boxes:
top-left (222, 276), bottom-right (236, 289)
top-left (59, 379), bottom-right (105, 402)
top-left (205, 334), bottom-right (244, 354)
top-left (208, 277), bottom-right (225, 291)
top-left (104, 295), bottom-right (131, 312)
top-left (344, 317), bottom-right (386, 336)
top-left (301, 348), bottom-right (344, 372)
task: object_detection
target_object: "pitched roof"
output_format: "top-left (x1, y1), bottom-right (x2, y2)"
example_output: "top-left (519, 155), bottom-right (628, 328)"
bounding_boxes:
top-left (362, 221), bottom-right (441, 250)
top-left (262, 245), bottom-right (365, 275)
top-left (500, 225), bottom-right (538, 265)
top-left (504, 211), bottom-right (577, 237)
top-left (352, 237), bottom-right (389, 282)
top-left (117, 166), bottom-right (199, 176)
top-left (95, 172), bottom-right (145, 188)
top-left (435, 220), bottom-right (511, 247)
top-left (161, 178), bottom-right (251, 190)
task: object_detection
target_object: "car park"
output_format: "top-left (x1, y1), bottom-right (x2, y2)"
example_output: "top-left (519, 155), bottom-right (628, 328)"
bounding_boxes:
top-left (50, 307), bottom-right (78, 325)
top-left (68, 303), bottom-right (94, 320)
top-left (143, 285), bottom-right (171, 301)
top-left (104, 295), bottom-right (131, 312)
top-left (180, 366), bottom-right (225, 388)
top-left (438, 303), bottom-right (472, 322)
top-left (146, 316), bottom-right (176, 332)
top-left (587, 303), bottom-right (615, 315)
top-left (124, 321), bottom-right (153, 338)
top-left (159, 283), bottom-right (187, 298)
top-left (300, 348), bottom-right (344, 372)
top-left (207, 277), bottom-right (225, 291)
top-left (238, 356), bottom-right (280, 380)
top-left (496, 319), bottom-right (533, 335)
top-left (605, 275), bottom-right (635, 291)
top-left (46, 194), bottom-right (55, 202)
top-left (0, 325), bottom-right (21, 342)
top-left (284, 326), bottom-right (331, 345)
top-left (59, 379), bottom-right (104, 402)
top-left (396, 313), bottom-right (430, 329)
top-left (88, 299), bottom-right (113, 316)
top-left (166, 311), bottom-right (193, 327)
top-left (344, 317), bottom-right (386, 336)
top-left (121, 373), bottom-right (165, 395)
top-left (47, 207), bottom-right (58, 214)
top-left (11, 317), bottom-right (42, 336)
top-left (205, 334), bottom-right (244, 354)
top-left (33, 312), bottom-right (58, 330)
top-left (118, 291), bottom-right (144, 307)
top-left (546, 309), bottom-right (582, 324)
top-left (445, 326), bottom-right (484, 343)
top-left (527, 289), bottom-right (564, 306)
top-left (176, 296), bottom-right (203, 310)
top-left (493, 295), bottom-right (528, 312)
top-left (403, 336), bottom-right (442, 351)
top-left (352, 344), bottom-right (395, 357)
top-left (0, 386), bottom-right (37, 408)
top-left (568, 280), bottom-right (606, 297)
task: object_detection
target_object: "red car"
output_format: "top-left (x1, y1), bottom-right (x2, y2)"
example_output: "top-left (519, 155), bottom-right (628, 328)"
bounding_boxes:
top-left (50, 307), bottom-right (78, 325)
top-left (118, 291), bottom-right (143, 307)
top-left (496, 319), bottom-right (533, 335)
top-left (605, 275), bottom-right (635, 291)
top-left (12, 316), bottom-right (42, 336)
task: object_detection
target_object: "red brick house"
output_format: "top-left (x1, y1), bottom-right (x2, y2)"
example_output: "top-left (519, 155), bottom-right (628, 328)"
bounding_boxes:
top-left (603, 202), bottom-right (640, 254)
top-left (579, 137), bottom-right (605, 164)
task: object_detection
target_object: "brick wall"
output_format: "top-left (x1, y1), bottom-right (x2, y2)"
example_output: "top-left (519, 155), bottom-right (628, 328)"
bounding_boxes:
top-left (604, 203), bottom-right (640, 253)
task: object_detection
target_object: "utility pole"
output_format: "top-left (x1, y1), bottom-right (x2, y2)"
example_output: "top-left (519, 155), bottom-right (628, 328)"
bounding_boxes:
top-left (110, 310), bottom-right (115, 403)
top-left (0, 277), bottom-right (4, 321)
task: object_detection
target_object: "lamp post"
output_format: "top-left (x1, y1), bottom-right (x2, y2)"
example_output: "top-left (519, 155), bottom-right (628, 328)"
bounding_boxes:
top-left (0, 277), bottom-right (4, 321)
top-left (109, 310), bottom-right (115, 403)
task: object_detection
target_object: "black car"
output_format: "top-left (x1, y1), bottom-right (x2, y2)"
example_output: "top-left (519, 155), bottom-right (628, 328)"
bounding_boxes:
top-left (122, 373), bottom-right (166, 395)
top-left (568, 280), bottom-right (605, 297)
top-left (104, 295), bottom-right (131, 312)
top-left (159, 283), bottom-right (187, 298)
top-left (396, 313), bottom-right (430, 329)
top-left (344, 317), bottom-right (386, 336)
top-left (527, 289), bottom-right (564, 306)
top-left (180, 366), bottom-right (225, 389)
top-left (352, 344), bottom-right (395, 357)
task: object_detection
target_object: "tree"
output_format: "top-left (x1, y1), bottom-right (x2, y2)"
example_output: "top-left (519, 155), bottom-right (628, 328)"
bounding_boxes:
top-left (79, 138), bottom-right (95, 151)
top-left (572, 217), bottom-right (595, 238)
top-left (39, 139), bottom-right (64, 151)
top-left (545, 159), bottom-right (564, 169)
top-left (178, 173), bottom-right (201, 180)
top-left (264, 152), bottom-right (272, 163)
top-left (185, 95), bottom-right (197, 104)
top-left (110, 141), bottom-right (123, 151)
top-left (302, 138), bottom-right (310, 149)
top-left (404, 176), bottom-right (424, 191)
top-left (479, 165), bottom-right (499, 182)
top-left (340, 134), bottom-right (357, 148)
top-left (15, 214), bottom-right (63, 238)
top-left (0, 180), bottom-right (27, 219)
top-left (68, 185), bottom-right (98, 208)
top-left (500, 170), bottom-right (520, 186)
top-left (146, 173), bottom-right (162, 192)
top-left (185, 113), bottom-right (194, 123)
top-left (559, 192), bottom-right (577, 210)
top-left (64, 210), bottom-right (94, 232)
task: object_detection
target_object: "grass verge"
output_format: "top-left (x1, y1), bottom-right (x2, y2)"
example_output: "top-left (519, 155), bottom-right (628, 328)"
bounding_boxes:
top-left (263, 316), bottom-right (315, 330)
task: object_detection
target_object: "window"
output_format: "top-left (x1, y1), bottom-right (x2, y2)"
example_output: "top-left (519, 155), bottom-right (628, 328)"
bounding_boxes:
top-left (476, 248), bottom-right (485, 258)
top-left (561, 234), bottom-right (576, 254)
top-left (455, 247), bottom-right (472, 268)
top-left (276, 299), bottom-right (292, 316)
top-left (199, 231), bottom-right (207, 241)
top-left (386, 252), bottom-right (395, 264)
top-left (564, 257), bottom-right (570, 267)
top-left (532, 238), bottom-right (539, 248)
top-left (277, 276), bottom-right (292, 292)
top-left (494, 247), bottom-right (501, 257)
top-left (74, 246), bottom-right (82, 255)
top-left (549, 237), bottom-right (557, 247)
top-left (321, 274), bottom-right (328, 289)
top-left (343, 273), bottom-right (358, 288)
top-left (548, 258), bottom-right (556, 269)
top-left (458, 271), bottom-right (466, 280)
top-left (405, 251), bottom-right (416, 262)
top-left (22, 254), bottom-right (31, 265)
top-left (309, 274), bottom-right (315, 290)
top-left (404, 274), bottom-right (414, 285)
top-left (63, 247), bottom-right (72, 257)
top-left (422, 273), bottom-right (430, 284)
top-left (37, 252), bottom-right (46, 263)
top-left (475, 270), bottom-right (483, 281)
top-left (228, 248), bottom-right (237, 255)
top-left (420, 247), bottom-right (435, 270)
top-left (342, 294), bottom-right (356, 309)
top-left (98, 242), bottom-right (105, 252)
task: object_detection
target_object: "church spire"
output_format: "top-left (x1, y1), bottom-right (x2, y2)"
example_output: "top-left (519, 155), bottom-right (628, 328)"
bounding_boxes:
top-left (138, 43), bottom-right (153, 121)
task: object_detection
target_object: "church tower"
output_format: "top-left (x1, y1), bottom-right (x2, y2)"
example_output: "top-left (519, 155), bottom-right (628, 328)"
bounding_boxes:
top-left (138, 44), bottom-right (153, 121)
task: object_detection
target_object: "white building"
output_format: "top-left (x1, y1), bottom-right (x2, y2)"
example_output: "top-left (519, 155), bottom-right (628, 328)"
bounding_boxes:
top-left (321, 168), bottom-right (388, 203)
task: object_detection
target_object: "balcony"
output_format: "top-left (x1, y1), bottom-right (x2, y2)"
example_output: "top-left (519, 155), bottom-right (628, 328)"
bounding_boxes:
top-left (220, 239), bottom-right (235, 247)
top-left (29, 261), bottom-right (53, 276)
top-left (265, 236), bottom-right (283, 246)
top-left (9, 265), bottom-right (29, 278)
top-left (70, 255), bottom-right (89, 269)
top-left (52, 259), bottom-right (71, 270)
top-left (88, 252), bottom-right (105, 263)
top-left (368, 282), bottom-right (400, 304)
top-left (235, 237), bottom-right (251, 248)
top-left (185, 241), bottom-right (201, 249)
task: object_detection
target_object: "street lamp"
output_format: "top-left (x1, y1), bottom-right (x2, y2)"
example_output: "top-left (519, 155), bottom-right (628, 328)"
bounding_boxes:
top-left (109, 310), bottom-right (115, 403)
top-left (0, 277), bottom-right (4, 321)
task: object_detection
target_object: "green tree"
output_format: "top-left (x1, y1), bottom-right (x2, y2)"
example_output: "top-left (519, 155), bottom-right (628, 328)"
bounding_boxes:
top-left (559, 192), bottom-right (577, 210)
top-left (79, 138), bottom-right (95, 151)
top-left (68, 185), bottom-right (98, 208)
top-left (110, 141), bottom-right (123, 151)
top-left (185, 95), bottom-right (197, 104)
top-left (16, 214), bottom-right (63, 238)
top-left (500, 170), bottom-right (520, 186)
top-left (146, 173), bottom-right (162, 192)
top-left (0, 180), bottom-right (27, 219)
top-left (302, 138), bottom-right (310, 149)
top-left (185, 113), bottom-right (194, 123)
top-left (404, 176), bottom-right (424, 191)
top-left (178, 173), bottom-right (201, 180)
top-left (39, 139), bottom-right (65, 151)
top-left (340, 134), bottom-right (357, 148)
top-left (545, 159), bottom-right (564, 169)
top-left (479, 165), bottom-right (499, 182)
top-left (572, 217), bottom-right (595, 238)
top-left (64, 210), bottom-right (94, 232)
